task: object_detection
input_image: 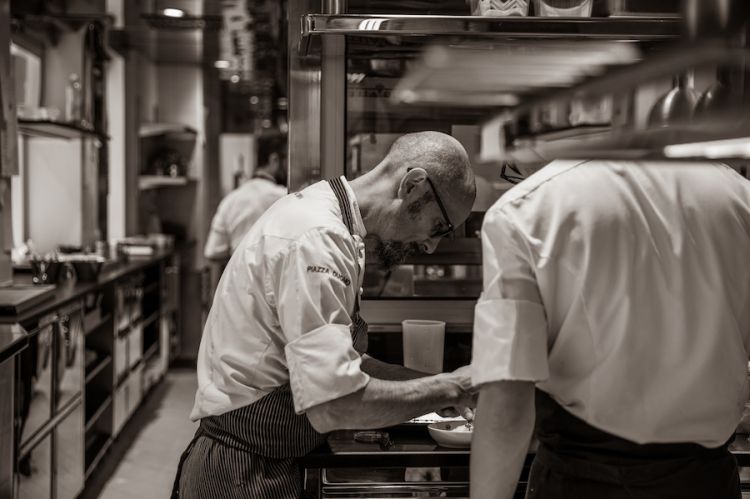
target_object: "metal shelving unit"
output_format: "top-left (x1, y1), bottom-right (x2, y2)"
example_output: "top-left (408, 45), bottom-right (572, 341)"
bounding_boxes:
top-left (299, 14), bottom-right (682, 55)
top-left (18, 119), bottom-right (109, 141)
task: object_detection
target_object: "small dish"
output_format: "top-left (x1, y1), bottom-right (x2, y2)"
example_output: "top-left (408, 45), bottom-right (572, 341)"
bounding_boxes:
top-left (427, 420), bottom-right (472, 448)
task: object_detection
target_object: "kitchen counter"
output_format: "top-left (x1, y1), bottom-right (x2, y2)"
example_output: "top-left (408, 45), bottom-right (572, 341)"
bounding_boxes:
top-left (300, 427), bottom-right (750, 469)
top-left (0, 323), bottom-right (29, 363)
top-left (0, 244), bottom-right (189, 362)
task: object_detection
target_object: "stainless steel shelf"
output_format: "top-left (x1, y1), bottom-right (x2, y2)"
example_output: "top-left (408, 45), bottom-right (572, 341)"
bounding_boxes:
top-left (138, 175), bottom-right (197, 190)
top-left (500, 119), bottom-right (750, 162)
top-left (18, 119), bottom-right (109, 141)
top-left (300, 14), bottom-right (681, 55)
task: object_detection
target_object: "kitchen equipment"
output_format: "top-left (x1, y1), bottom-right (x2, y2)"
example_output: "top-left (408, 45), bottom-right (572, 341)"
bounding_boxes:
top-left (695, 68), bottom-right (735, 118)
top-left (533, 0), bottom-right (592, 16)
top-left (402, 320), bottom-right (445, 374)
top-left (59, 255), bottom-right (105, 282)
top-left (647, 72), bottom-right (699, 127)
top-left (471, 0), bottom-right (529, 16)
top-left (428, 421), bottom-right (473, 448)
top-left (29, 259), bottom-right (63, 285)
top-left (147, 148), bottom-right (185, 177)
top-left (605, 0), bottom-right (680, 16)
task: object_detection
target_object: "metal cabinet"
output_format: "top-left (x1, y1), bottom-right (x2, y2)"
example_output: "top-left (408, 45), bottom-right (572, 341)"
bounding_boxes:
top-left (55, 304), bottom-right (84, 413)
top-left (16, 315), bottom-right (55, 447)
top-left (55, 401), bottom-right (84, 499)
top-left (0, 358), bottom-right (14, 499)
top-left (15, 432), bottom-right (51, 499)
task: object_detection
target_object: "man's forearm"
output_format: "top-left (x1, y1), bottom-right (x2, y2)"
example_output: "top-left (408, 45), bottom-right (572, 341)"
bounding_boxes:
top-left (361, 354), bottom-right (429, 381)
top-left (306, 371), bottom-right (472, 433)
top-left (471, 381), bottom-right (535, 499)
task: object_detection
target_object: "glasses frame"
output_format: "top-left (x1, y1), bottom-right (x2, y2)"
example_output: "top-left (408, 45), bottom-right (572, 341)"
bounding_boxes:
top-left (500, 162), bottom-right (526, 185)
top-left (407, 168), bottom-right (455, 238)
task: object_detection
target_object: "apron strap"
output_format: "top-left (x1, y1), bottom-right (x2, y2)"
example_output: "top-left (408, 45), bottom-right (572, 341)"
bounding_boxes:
top-left (327, 177), bottom-right (368, 353)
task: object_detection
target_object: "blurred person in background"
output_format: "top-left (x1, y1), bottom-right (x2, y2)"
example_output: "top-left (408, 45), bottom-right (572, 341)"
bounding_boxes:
top-left (470, 160), bottom-right (750, 499)
top-left (204, 135), bottom-right (288, 264)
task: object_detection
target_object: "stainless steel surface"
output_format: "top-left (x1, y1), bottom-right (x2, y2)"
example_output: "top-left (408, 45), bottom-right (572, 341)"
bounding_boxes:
top-left (16, 319), bottom-right (54, 447)
top-left (299, 14), bottom-right (681, 55)
top-left (0, 359), bottom-right (13, 498)
top-left (289, 0), bottom-right (323, 191)
top-left (55, 304), bottom-right (84, 412)
top-left (54, 400), bottom-right (84, 499)
top-left (320, 34), bottom-right (347, 183)
top-left (321, 468), bottom-right (470, 498)
top-left (16, 431), bottom-right (51, 499)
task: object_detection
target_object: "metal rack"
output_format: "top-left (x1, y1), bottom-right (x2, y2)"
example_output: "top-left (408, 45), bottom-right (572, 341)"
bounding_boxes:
top-left (299, 14), bottom-right (682, 55)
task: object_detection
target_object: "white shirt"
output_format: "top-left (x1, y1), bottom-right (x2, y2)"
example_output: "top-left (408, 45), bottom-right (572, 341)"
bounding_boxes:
top-left (204, 176), bottom-right (287, 259)
top-left (191, 178), bottom-right (370, 420)
top-left (472, 160), bottom-right (750, 447)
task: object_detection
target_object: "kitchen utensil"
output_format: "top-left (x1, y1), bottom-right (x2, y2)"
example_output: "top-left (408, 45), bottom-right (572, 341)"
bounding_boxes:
top-left (428, 421), bottom-right (473, 448)
top-left (533, 0), bottom-right (592, 16)
top-left (472, 0), bottom-right (529, 16)
top-left (647, 72), bottom-right (699, 127)
top-left (30, 258), bottom-right (62, 284)
top-left (695, 68), bottom-right (735, 118)
top-left (402, 320), bottom-right (445, 374)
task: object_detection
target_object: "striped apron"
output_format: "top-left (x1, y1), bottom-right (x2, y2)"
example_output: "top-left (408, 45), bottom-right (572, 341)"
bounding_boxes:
top-left (172, 177), bottom-right (367, 499)
top-left (526, 390), bottom-right (741, 499)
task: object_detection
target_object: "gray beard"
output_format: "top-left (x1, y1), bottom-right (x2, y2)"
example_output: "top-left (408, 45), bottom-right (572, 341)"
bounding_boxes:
top-left (374, 240), bottom-right (420, 272)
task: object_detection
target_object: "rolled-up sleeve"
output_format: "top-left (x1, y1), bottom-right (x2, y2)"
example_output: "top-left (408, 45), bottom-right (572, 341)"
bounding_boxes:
top-left (204, 203), bottom-right (230, 260)
top-left (275, 229), bottom-right (370, 414)
top-left (472, 208), bottom-right (549, 387)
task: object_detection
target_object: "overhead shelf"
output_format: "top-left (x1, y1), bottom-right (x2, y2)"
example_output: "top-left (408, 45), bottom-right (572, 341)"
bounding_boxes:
top-left (391, 39), bottom-right (750, 160)
top-left (498, 119), bottom-right (750, 162)
top-left (139, 122), bottom-right (197, 139)
top-left (138, 175), bottom-right (197, 190)
top-left (299, 14), bottom-right (681, 55)
top-left (18, 119), bottom-right (109, 141)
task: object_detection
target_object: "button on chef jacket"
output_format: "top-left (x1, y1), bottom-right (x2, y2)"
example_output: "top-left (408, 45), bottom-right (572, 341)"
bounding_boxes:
top-left (472, 160), bottom-right (750, 448)
top-left (191, 178), bottom-right (370, 420)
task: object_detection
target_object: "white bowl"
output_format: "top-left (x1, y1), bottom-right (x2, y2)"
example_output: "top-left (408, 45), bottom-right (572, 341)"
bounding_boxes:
top-left (427, 421), bottom-right (472, 448)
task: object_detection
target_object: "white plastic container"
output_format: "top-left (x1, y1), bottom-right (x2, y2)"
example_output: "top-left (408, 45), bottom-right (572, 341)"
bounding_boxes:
top-left (402, 319), bottom-right (445, 374)
top-left (471, 0), bottom-right (529, 16)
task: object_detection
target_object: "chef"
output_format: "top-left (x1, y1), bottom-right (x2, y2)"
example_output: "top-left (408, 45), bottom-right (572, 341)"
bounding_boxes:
top-left (173, 131), bottom-right (477, 499)
top-left (470, 160), bottom-right (750, 499)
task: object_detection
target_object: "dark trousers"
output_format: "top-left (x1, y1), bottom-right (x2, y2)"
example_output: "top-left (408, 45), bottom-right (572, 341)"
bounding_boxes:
top-left (528, 390), bottom-right (741, 499)
top-left (526, 442), bottom-right (740, 499)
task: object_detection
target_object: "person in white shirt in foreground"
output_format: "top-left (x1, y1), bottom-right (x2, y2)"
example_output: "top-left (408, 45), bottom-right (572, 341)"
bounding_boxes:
top-left (471, 160), bottom-right (750, 499)
top-left (174, 131), bottom-right (478, 499)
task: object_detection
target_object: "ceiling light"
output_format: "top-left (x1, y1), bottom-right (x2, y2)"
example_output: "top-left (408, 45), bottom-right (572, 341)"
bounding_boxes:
top-left (214, 60), bottom-right (231, 69)
top-left (162, 8), bottom-right (186, 18)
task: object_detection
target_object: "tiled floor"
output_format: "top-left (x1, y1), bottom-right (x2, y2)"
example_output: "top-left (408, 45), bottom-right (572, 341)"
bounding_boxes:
top-left (88, 368), bottom-right (198, 499)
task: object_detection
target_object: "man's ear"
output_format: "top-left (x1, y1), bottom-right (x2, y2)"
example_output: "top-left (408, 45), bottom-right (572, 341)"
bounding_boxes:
top-left (397, 168), bottom-right (427, 200)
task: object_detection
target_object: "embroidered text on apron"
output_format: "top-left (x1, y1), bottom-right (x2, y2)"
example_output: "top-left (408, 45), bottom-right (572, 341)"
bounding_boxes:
top-left (172, 178), bottom-right (368, 499)
top-left (526, 390), bottom-right (741, 499)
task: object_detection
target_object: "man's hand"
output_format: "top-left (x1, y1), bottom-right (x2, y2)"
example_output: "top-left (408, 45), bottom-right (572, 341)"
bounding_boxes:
top-left (436, 365), bottom-right (476, 420)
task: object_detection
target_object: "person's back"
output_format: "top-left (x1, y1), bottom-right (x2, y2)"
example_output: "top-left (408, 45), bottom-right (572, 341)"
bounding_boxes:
top-left (204, 177), bottom-right (287, 261)
top-left (489, 159), bottom-right (750, 446)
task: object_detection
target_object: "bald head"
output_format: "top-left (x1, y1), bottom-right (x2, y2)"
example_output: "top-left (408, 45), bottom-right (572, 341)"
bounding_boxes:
top-left (380, 131), bottom-right (476, 213)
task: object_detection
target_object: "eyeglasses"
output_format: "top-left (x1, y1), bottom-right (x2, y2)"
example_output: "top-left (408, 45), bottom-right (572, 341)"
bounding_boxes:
top-left (500, 162), bottom-right (525, 185)
top-left (408, 168), bottom-right (454, 237)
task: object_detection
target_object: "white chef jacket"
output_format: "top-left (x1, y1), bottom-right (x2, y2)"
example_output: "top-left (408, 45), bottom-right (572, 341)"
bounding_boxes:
top-left (472, 160), bottom-right (750, 447)
top-left (191, 178), bottom-right (370, 420)
top-left (204, 176), bottom-right (287, 259)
